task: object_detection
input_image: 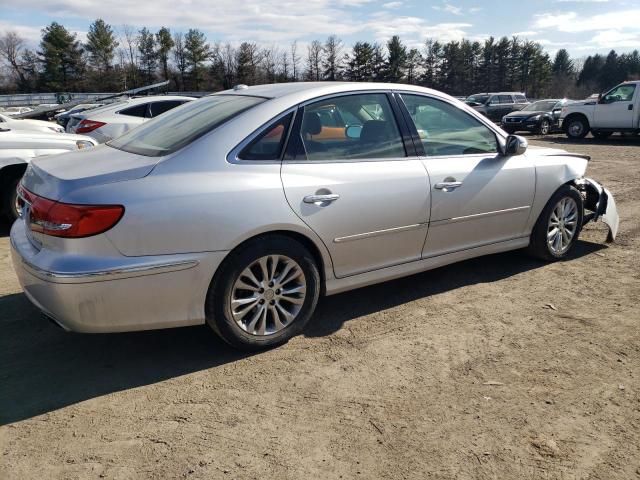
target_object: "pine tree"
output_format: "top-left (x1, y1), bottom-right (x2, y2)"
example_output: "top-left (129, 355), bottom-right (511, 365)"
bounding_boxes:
top-left (322, 35), bottom-right (343, 81)
top-left (38, 22), bottom-right (84, 91)
top-left (156, 27), bottom-right (174, 81)
top-left (383, 35), bottom-right (406, 82)
top-left (184, 29), bottom-right (210, 90)
top-left (137, 27), bottom-right (156, 85)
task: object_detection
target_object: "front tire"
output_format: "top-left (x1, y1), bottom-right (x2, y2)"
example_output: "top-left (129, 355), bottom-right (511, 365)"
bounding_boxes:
top-left (528, 185), bottom-right (583, 261)
top-left (538, 119), bottom-right (551, 135)
top-left (206, 235), bottom-right (321, 350)
top-left (565, 116), bottom-right (589, 139)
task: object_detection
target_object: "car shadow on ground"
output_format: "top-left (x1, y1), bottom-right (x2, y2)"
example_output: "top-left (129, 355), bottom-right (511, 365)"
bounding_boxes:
top-left (305, 239), bottom-right (607, 338)
top-left (0, 238), bottom-right (606, 425)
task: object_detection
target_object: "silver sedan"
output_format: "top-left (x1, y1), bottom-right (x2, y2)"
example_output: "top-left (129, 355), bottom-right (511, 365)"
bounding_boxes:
top-left (10, 82), bottom-right (619, 350)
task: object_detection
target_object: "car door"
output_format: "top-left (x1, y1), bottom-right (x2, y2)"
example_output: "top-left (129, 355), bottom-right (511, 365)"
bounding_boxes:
top-left (281, 92), bottom-right (430, 278)
top-left (398, 93), bottom-right (535, 258)
top-left (594, 83), bottom-right (637, 128)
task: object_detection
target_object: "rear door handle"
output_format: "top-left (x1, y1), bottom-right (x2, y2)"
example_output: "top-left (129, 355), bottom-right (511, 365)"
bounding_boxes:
top-left (303, 193), bottom-right (340, 205)
top-left (629, 104), bottom-right (633, 111)
top-left (434, 181), bottom-right (462, 192)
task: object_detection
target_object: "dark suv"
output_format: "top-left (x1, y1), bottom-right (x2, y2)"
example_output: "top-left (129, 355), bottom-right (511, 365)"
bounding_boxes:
top-left (465, 92), bottom-right (529, 122)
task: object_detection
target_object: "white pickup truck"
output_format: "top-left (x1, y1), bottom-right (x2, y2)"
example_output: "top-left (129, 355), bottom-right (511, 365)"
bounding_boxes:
top-left (560, 80), bottom-right (640, 139)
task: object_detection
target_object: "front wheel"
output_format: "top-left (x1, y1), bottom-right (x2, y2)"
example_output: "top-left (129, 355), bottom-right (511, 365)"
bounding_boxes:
top-left (206, 235), bottom-right (321, 350)
top-left (538, 119), bottom-right (551, 135)
top-left (528, 185), bottom-right (584, 261)
top-left (565, 117), bottom-right (589, 139)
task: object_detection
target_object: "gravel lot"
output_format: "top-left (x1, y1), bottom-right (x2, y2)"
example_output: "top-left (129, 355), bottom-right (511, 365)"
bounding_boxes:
top-left (1, 134), bottom-right (638, 479)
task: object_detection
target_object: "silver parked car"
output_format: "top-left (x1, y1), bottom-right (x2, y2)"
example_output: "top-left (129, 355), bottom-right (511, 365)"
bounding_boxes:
top-left (10, 82), bottom-right (619, 350)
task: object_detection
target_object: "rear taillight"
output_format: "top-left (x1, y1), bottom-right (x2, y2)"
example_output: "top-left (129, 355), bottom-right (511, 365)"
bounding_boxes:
top-left (21, 186), bottom-right (124, 238)
top-left (76, 119), bottom-right (106, 134)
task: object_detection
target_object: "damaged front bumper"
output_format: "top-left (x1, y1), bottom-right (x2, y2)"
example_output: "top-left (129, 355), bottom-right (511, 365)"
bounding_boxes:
top-left (575, 177), bottom-right (620, 242)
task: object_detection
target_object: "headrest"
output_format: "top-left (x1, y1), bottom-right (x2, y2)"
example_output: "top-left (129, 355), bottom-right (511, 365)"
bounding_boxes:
top-left (360, 120), bottom-right (390, 144)
top-left (302, 112), bottom-right (322, 136)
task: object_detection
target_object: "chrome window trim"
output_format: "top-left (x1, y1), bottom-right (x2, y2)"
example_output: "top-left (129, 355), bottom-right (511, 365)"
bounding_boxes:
top-left (394, 90), bottom-right (507, 140)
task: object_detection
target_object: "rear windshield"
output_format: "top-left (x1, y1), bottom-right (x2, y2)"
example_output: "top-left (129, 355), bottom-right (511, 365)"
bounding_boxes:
top-left (108, 95), bottom-right (266, 157)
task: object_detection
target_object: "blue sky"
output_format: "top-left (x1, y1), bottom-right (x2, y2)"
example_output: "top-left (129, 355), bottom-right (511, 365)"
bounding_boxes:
top-left (1, 0), bottom-right (639, 57)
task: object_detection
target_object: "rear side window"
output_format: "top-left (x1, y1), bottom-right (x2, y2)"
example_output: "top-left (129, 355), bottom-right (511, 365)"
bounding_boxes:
top-left (239, 112), bottom-right (294, 161)
top-left (119, 103), bottom-right (148, 118)
top-left (149, 100), bottom-right (188, 117)
top-left (498, 95), bottom-right (513, 104)
top-left (108, 95), bottom-right (266, 157)
top-left (515, 95), bottom-right (527, 104)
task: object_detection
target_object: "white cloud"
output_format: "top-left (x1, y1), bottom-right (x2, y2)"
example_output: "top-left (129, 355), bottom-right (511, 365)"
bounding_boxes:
top-left (382, 1), bottom-right (403, 8)
top-left (432, 3), bottom-right (463, 15)
top-left (533, 9), bottom-right (640, 32)
top-left (511, 31), bottom-right (538, 37)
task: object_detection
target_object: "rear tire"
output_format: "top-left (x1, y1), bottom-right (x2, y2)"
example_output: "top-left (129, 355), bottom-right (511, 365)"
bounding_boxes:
top-left (528, 185), bottom-right (584, 261)
top-left (565, 116), bottom-right (589, 139)
top-left (1, 177), bottom-right (20, 222)
top-left (206, 235), bottom-right (321, 350)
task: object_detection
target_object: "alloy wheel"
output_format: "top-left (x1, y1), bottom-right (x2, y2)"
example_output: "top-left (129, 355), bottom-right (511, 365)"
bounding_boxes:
top-left (547, 197), bottom-right (578, 255)
top-left (230, 255), bottom-right (307, 336)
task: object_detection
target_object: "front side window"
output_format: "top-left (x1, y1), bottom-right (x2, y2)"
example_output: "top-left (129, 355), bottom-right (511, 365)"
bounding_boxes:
top-left (108, 95), bottom-right (266, 157)
top-left (239, 112), bottom-right (293, 161)
top-left (297, 93), bottom-right (405, 160)
top-left (401, 94), bottom-right (498, 157)
top-left (602, 84), bottom-right (636, 103)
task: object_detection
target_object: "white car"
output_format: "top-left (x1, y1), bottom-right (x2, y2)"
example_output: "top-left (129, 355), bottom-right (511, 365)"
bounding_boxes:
top-left (69, 95), bottom-right (195, 142)
top-left (0, 113), bottom-right (64, 134)
top-left (2, 106), bottom-right (33, 116)
top-left (560, 80), bottom-right (640, 139)
top-left (0, 129), bottom-right (96, 220)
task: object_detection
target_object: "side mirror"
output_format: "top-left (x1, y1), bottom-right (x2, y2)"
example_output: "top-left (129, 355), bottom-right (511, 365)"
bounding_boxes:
top-left (501, 134), bottom-right (528, 156)
top-left (345, 124), bottom-right (362, 139)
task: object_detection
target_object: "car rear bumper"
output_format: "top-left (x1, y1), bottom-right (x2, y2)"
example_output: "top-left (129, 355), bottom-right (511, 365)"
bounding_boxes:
top-left (10, 220), bottom-right (227, 333)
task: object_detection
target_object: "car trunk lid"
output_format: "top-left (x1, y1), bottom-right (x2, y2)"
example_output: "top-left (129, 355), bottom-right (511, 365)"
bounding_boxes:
top-left (21, 144), bottom-right (159, 202)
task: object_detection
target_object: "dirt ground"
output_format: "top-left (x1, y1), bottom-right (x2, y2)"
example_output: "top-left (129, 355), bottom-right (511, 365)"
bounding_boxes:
top-left (0, 133), bottom-right (638, 480)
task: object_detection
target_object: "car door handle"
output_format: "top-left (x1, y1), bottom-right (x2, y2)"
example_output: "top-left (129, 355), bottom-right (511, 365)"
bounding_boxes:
top-left (629, 104), bottom-right (633, 111)
top-left (303, 193), bottom-right (340, 204)
top-left (434, 181), bottom-right (463, 191)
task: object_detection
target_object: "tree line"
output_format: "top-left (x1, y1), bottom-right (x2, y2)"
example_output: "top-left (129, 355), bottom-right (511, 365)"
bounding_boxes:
top-left (1, 20), bottom-right (639, 98)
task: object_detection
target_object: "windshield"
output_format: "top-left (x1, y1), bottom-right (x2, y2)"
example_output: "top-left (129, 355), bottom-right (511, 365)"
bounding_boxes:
top-left (466, 95), bottom-right (489, 105)
top-left (108, 95), bottom-right (266, 157)
top-left (522, 100), bottom-right (559, 112)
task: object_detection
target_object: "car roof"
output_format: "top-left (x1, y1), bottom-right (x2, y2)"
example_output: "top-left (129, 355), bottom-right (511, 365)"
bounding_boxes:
top-left (212, 81), bottom-right (459, 104)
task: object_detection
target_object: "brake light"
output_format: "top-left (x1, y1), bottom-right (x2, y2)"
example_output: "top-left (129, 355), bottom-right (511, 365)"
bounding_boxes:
top-left (76, 119), bottom-right (106, 134)
top-left (22, 187), bottom-right (124, 238)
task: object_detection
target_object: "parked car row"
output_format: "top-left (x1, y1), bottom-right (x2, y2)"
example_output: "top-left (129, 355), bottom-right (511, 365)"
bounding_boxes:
top-left (0, 95), bottom-right (193, 221)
